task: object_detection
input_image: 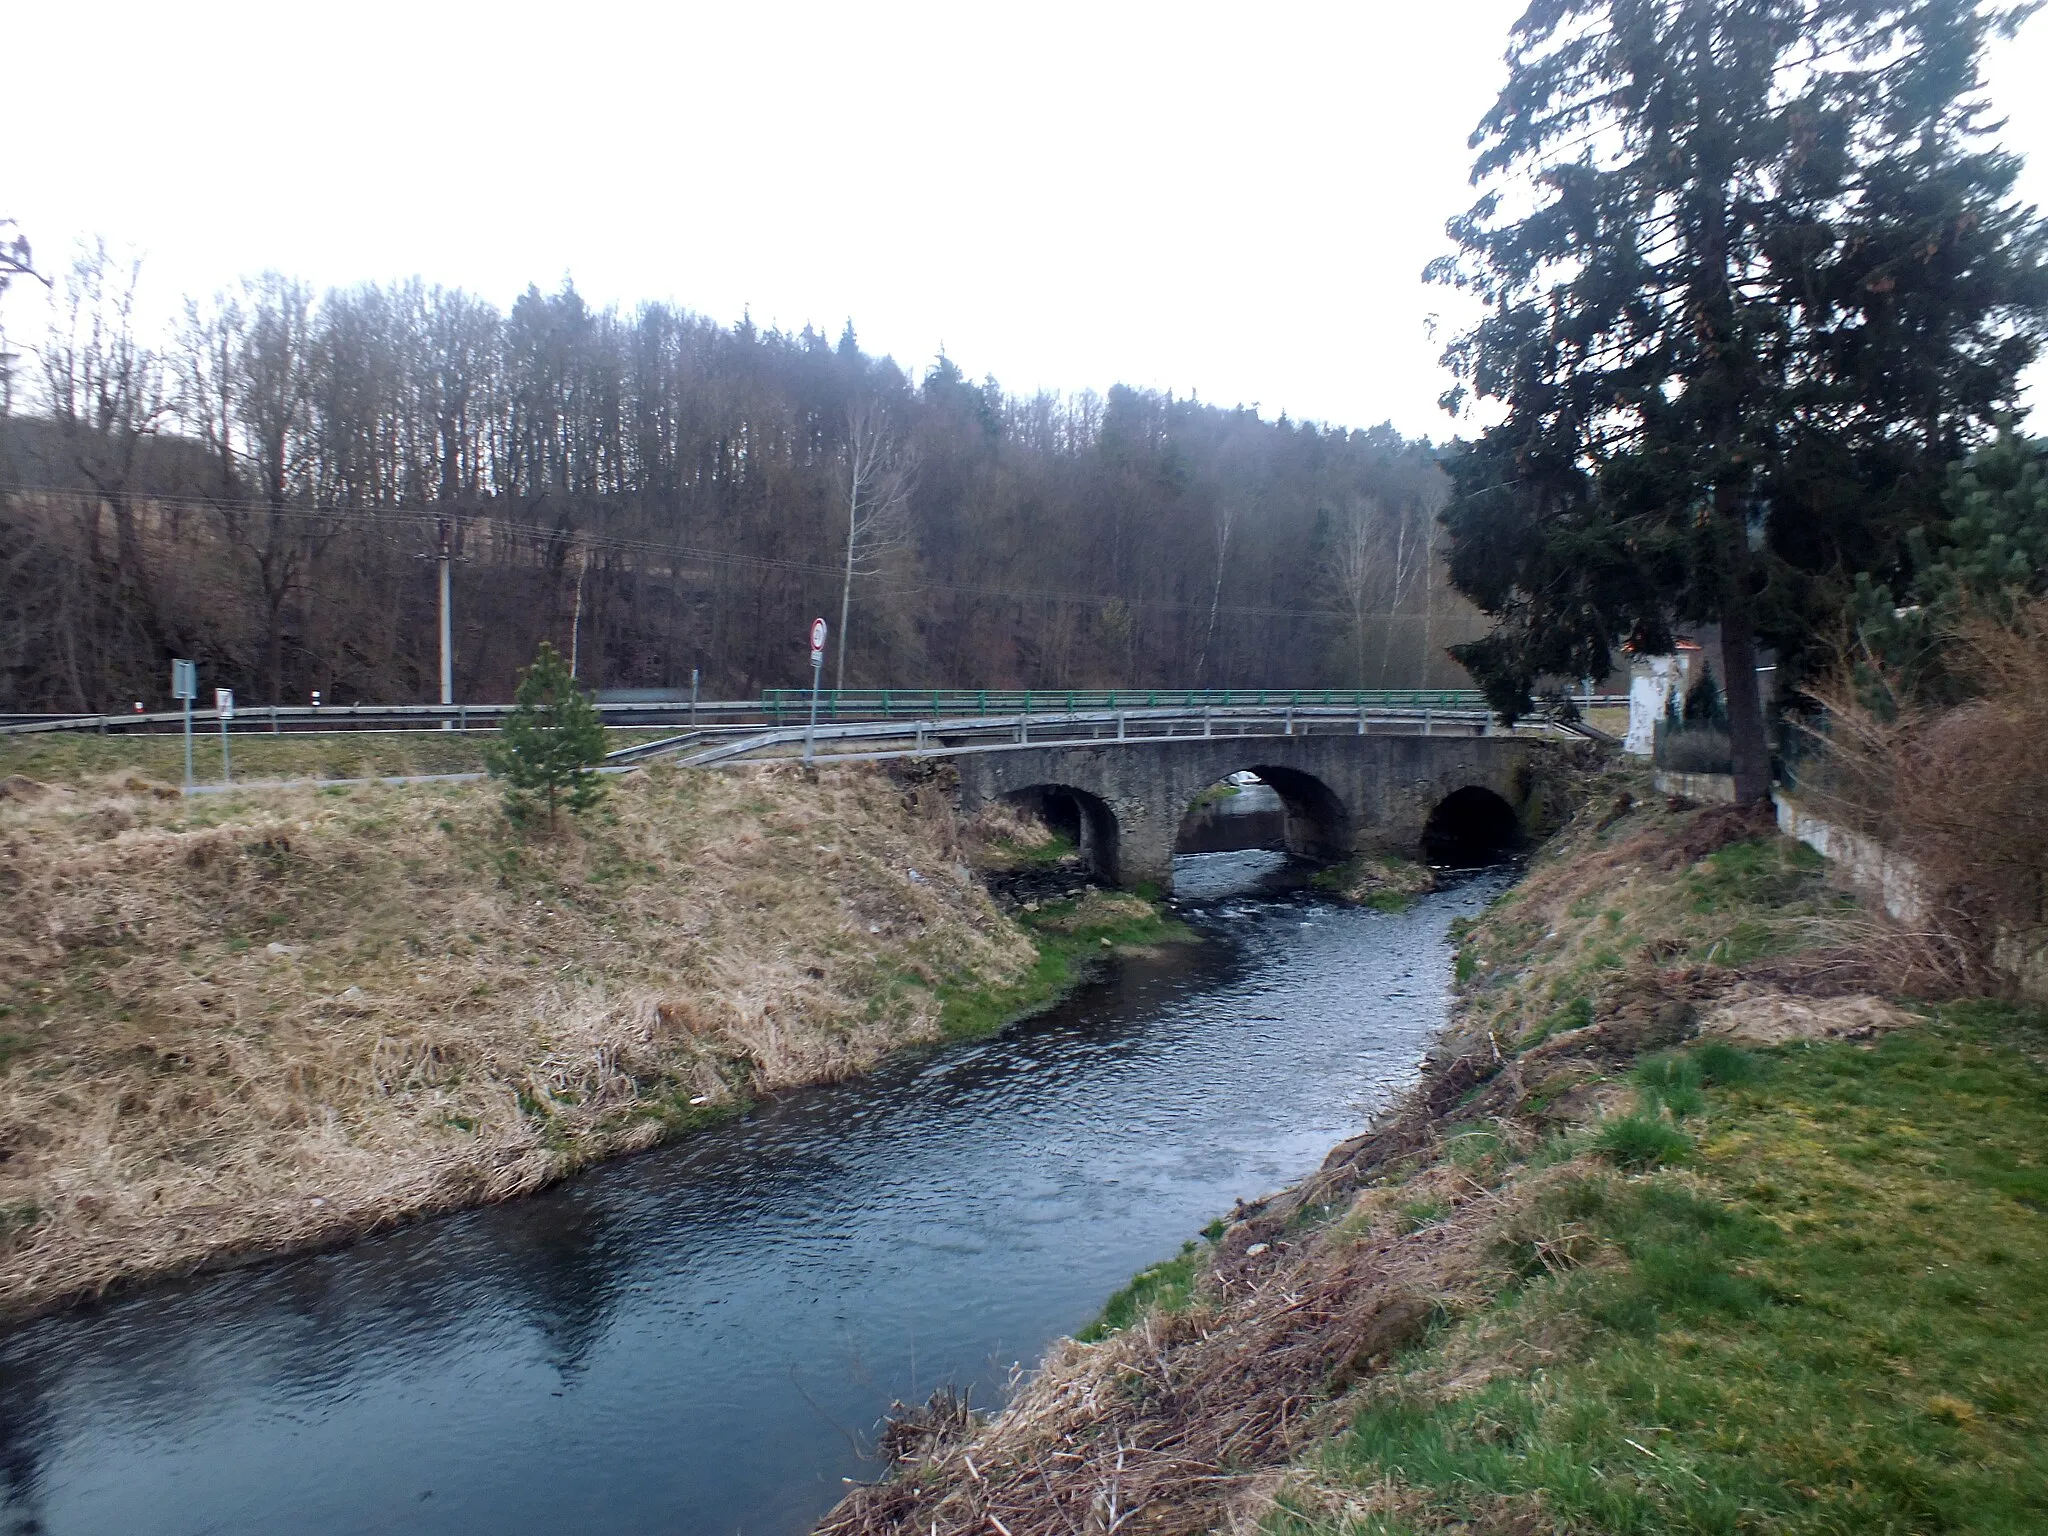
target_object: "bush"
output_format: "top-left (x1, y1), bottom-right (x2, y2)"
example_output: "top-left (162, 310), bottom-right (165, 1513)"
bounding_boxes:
top-left (1804, 595), bottom-right (2048, 995)
top-left (1655, 722), bottom-right (1733, 774)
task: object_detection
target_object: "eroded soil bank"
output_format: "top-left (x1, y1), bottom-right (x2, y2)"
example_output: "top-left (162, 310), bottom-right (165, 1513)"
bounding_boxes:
top-left (821, 778), bottom-right (2048, 1536)
top-left (0, 758), bottom-right (1169, 1323)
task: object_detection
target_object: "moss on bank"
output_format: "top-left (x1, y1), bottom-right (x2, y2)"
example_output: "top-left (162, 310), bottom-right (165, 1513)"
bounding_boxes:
top-left (1312, 852), bottom-right (1438, 912)
top-left (934, 890), bottom-right (1193, 1041)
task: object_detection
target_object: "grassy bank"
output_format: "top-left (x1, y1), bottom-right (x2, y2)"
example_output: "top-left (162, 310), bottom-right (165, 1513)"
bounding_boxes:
top-left (819, 778), bottom-right (2048, 1536)
top-left (1273, 1002), bottom-right (2048, 1534)
top-left (0, 758), bottom-right (1050, 1322)
top-left (0, 726), bottom-right (675, 786)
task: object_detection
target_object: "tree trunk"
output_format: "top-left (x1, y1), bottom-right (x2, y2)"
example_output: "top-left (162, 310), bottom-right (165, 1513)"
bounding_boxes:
top-left (1716, 491), bottom-right (1771, 804)
top-left (835, 481), bottom-right (857, 692)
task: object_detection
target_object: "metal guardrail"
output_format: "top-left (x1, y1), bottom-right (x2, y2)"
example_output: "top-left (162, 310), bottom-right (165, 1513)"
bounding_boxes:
top-left (644, 703), bottom-right (1587, 770)
top-left (3, 691), bottom-right (1629, 744)
top-left (0, 700), bottom-right (772, 738)
top-left (753, 687), bottom-right (1493, 724)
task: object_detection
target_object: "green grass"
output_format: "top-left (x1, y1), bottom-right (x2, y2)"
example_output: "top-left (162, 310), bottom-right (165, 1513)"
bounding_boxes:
top-left (933, 895), bottom-right (1192, 1041)
top-left (1684, 836), bottom-right (1825, 915)
top-left (982, 830), bottom-right (1081, 870)
top-left (1078, 1239), bottom-right (1210, 1341)
top-left (1592, 1113), bottom-right (1695, 1169)
top-left (1280, 1005), bottom-right (2048, 1536)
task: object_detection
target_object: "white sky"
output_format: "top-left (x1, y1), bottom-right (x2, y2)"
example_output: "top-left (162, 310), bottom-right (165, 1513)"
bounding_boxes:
top-left (5, 0), bottom-right (2046, 439)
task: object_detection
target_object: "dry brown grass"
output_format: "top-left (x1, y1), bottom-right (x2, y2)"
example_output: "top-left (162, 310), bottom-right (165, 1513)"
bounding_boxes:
top-left (1801, 596), bottom-right (2048, 997)
top-left (820, 1144), bottom-right (1529, 1536)
top-left (0, 760), bottom-right (1033, 1320)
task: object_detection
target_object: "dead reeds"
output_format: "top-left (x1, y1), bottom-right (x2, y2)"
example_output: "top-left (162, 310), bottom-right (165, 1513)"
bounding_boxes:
top-left (819, 1154), bottom-right (1518, 1536)
top-left (1801, 596), bottom-right (2048, 997)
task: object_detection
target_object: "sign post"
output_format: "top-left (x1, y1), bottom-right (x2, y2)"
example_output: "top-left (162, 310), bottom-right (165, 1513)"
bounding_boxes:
top-left (805, 618), bottom-right (827, 765)
top-left (215, 688), bottom-right (235, 785)
top-left (171, 660), bottom-right (198, 788)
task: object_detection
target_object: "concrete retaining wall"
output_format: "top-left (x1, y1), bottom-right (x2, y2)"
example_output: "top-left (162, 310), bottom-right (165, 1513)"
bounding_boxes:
top-left (1652, 769), bottom-right (1738, 804)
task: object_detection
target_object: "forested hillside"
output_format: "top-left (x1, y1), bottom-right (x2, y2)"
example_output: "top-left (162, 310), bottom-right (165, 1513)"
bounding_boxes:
top-left (0, 251), bottom-right (1483, 711)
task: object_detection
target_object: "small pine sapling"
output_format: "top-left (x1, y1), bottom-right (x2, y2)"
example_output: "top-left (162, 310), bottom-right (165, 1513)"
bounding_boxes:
top-left (485, 642), bottom-right (608, 830)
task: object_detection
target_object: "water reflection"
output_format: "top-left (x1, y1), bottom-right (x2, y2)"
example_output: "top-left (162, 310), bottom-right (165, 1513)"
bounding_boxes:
top-left (0, 851), bottom-right (1507, 1536)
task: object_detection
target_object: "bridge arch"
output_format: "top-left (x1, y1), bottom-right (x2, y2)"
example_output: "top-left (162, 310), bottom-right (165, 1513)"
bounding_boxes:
top-left (1004, 784), bottom-right (1121, 883)
top-left (1172, 766), bottom-right (1352, 862)
top-left (1242, 765), bottom-right (1352, 862)
top-left (1421, 785), bottom-right (1521, 867)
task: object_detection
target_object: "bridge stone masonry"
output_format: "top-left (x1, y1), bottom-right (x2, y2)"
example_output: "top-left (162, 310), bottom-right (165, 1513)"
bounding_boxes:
top-left (952, 728), bottom-right (1553, 892)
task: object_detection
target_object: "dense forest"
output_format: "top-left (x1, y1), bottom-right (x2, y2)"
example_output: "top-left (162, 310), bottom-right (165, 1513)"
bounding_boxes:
top-left (0, 247), bottom-right (1485, 712)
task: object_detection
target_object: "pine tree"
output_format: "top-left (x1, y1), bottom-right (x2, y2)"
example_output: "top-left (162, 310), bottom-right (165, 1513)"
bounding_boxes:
top-left (1849, 426), bottom-right (2048, 703)
top-left (1430, 0), bottom-right (2048, 802)
top-left (1684, 662), bottom-right (1726, 725)
top-left (485, 641), bottom-right (609, 830)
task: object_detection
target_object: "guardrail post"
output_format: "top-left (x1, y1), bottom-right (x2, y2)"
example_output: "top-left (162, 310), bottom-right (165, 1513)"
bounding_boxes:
top-left (1117, 711), bottom-right (1126, 741)
top-left (1424, 707), bottom-right (1432, 736)
top-left (1018, 715), bottom-right (1027, 744)
top-left (1202, 705), bottom-right (1212, 738)
top-left (1284, 705), bottom-right (1293, 736)
top-left (1357, 701), bottom-right (1365, 736)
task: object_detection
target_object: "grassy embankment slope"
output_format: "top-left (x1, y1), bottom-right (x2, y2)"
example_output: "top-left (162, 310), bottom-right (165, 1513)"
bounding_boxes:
top-left (0, 743), bottom-right (1178, 1323)
top-left (0, 726), bottom-right (679, 786)
top-left (820, 780), bottom-right (2047, 1536)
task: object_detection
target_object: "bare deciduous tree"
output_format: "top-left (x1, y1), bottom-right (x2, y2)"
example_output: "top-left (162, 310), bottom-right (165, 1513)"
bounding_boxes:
top-left (835, 398), bottom-right (916, 690)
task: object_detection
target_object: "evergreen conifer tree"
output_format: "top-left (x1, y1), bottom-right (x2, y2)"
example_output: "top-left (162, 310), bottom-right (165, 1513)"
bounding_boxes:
top-left (1430, 0), bottom-right (2048, 802)
top-left (485, 642), bottom-right (608, 830)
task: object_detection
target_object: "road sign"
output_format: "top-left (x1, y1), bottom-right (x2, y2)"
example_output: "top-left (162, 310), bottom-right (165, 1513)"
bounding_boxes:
top-left (216, 689), bottom-right (235, 785)
top-left (805, 620), bottom-right (827, 764)
top-left (173, 659), bottom-right (198, 788)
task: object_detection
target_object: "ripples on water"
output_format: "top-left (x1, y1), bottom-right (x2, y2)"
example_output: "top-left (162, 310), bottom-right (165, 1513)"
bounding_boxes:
top-left (0, 851), bottom-right (1509, 1536)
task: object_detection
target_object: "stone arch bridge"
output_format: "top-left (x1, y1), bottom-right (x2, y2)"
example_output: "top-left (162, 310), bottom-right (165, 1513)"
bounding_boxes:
top-left (954, 729), bottom-right (1553, 891)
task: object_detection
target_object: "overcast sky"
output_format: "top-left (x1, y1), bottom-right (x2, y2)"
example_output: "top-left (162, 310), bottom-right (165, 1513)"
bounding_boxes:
top-left (6, 0), bottom-right (2046, 438)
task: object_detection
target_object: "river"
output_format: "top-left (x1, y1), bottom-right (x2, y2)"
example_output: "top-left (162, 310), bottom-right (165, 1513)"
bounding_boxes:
top-left (0, 850), bottom-right (1506, 1536)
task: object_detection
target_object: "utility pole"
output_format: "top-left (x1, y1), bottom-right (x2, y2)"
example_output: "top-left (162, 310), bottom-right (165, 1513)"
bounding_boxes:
top-left (437, 518), bottom-right (454, 728)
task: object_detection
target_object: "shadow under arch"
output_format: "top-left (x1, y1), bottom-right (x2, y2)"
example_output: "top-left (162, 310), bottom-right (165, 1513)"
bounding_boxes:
top-left (1422, 785), bottom-right (1521, 867)
top-left (1005, 784), bottom-right (1122, 884)
top-left (1172, 765), bottom-right (1352, 865)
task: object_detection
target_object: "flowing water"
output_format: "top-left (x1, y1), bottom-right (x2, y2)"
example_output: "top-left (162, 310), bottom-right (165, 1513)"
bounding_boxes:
top-left (0, 851), bottom-right (1507, 1536)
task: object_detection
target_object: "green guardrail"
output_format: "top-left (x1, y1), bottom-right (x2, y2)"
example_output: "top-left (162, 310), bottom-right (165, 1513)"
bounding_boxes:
top-left (755, 688), bottom-right (1488, 724)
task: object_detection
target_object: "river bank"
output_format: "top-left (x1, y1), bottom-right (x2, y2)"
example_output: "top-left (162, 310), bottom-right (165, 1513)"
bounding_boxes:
top-left (0, 847), bottom-right (1484, 1535)
top-left (821, 777), bottom-right (2048, 1535)
top-left (0, 755), bottom-right (1177, 1325)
